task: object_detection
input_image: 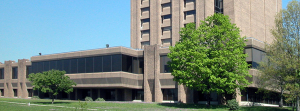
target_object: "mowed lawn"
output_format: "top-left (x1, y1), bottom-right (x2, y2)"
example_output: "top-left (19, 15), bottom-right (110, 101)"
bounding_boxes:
top-left (0, 98), bottom-right (293, 111)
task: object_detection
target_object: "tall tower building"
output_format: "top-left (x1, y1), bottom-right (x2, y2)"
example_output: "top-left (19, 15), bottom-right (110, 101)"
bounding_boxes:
top-left (131, 0), bottom-right (282, 49)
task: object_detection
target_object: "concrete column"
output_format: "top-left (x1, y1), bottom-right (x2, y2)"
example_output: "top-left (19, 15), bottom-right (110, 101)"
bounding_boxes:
top-left (124, 89), bottom-right (132, 101)
top-left (149, 0), bottom-right (160, 45)
top-left (18, 59), bottom-right (29, 98)
top-left (178, 84), bottom-right (194, 103)
top-left (196, 0), bottom-right (215, 28)
top-left (130, 0), bottom-right (142, 49)
top-left (144, 45), bottom-right (162, 102)
top-left (4, 61), bottom-right (14, 97)
top-left (171, 0), bottom-right (181, 45)
top-left (236, 88), bottom-right (242, 105)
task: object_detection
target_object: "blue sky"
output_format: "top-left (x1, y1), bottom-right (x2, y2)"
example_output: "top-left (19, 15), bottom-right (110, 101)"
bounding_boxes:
top-left (0, 0), bottom-right (295, 63)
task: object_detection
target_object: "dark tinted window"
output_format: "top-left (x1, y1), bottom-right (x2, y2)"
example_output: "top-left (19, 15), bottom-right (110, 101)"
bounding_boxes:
top-left (103, 55), bottom-right (112, 72)
top-left (122, 55), bottom-right (132, 72)
top-left (78, 58), bottom-right (85, 73)
top-left (12, 67), bottom-right (18, 79)
top-left (49, 61), bottom-right (57, 70)
top-left (43, 61), bottom-right (50, 71)
top-left (31, 62), bottom-right (38, 73)
top-left (63, 59), bottom-right (70, 74)
top-left (70, 59), bottom-right (78, 74)
top-left (94, 56), bottom-right (102, 72)
top-left (139, 57), bottom-right (144, 74)
top-left (57, 60), bottom-right (63, 71)
top-left (26, 66), bottom-right (32, 78)
top-left (86, 57), bottom-right (94, 73)
top-left (214, 0), bottom-right (223, 14)
top-left (37, 62), bottom-right (43, 73)
top-left (132, 57), bottom-right (139, 73)
top-left (0, 68), bottom-right (4, 79)
top-left (112, 54), bottom-right (122, 71)
top-left (160, 56), bottom-right (171, 73)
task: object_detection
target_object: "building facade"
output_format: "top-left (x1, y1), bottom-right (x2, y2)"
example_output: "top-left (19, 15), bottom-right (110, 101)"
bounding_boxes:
top-left (0, 0), bottom-right (283, 105)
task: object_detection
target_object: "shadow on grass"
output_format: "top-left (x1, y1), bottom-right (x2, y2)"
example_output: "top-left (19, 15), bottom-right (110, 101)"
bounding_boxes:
top-left (157, 103), bottom-right (227, 109)
top-left (32, 102), bottom-right (72, 105)
top-left (240, 106), bottom-right (292, 111)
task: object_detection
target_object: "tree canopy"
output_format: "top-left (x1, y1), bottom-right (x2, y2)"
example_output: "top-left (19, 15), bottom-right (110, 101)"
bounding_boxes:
top-left (28, 69), bottom-right (76, 104)
top-left (168, 13), bottom-right (251, 105)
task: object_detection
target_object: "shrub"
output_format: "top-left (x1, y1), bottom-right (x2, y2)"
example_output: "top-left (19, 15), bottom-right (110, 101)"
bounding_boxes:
top-left (95, 98), bottom-right (105, 101)
top-left (84, 96), bottom-right (93, 101)
top-left (227, 99), bottom-right (239, 110)
top-left (31, 96), bottom-right (40, 99)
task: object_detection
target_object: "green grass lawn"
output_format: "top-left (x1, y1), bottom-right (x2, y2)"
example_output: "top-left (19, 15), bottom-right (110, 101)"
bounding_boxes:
top-left (0, 98), bottom-right (293, 111)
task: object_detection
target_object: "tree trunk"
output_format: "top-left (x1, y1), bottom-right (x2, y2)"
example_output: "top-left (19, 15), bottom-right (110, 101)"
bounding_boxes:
top-left (207, 93), bottom-right (211, 106)
top-left (279, 88), bottom-right (284, 107)
top-left (297, 96), bottom-right (299, 111)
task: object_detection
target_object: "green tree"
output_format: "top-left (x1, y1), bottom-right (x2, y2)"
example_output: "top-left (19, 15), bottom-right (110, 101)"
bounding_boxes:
top-left (28, 69), bottom-right (77, 104)
top-left (259, 1), bottom-right (300, 110)
top-left (168, 13), bottom-right (251, 106)
top-left (257, 11), bottom-right (290, 108)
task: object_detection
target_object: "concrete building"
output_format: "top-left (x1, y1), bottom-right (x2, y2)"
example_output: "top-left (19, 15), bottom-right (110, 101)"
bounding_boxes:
top-left (0, 0), bottom-right (283, 105)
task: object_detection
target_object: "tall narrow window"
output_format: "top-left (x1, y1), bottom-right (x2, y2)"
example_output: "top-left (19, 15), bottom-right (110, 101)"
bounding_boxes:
top-left (0, 68), bottom-right (4, 79)
top-left (214, 0), bottom-right (223, 14)
top-left (26, 66), bottom-right (32, 78)
top-left (12, 67), bottom-right (18, 79)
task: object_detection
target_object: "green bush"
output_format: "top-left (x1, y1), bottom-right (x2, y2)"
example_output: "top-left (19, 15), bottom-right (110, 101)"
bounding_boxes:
top-left (84, 96), bottom-right (93, 101)
top-left (31, 96), bottom-right (40, 99)
top-left (95, 98), bottom-right (105, 101)
top-left (227, 99), bottom-right (239, 110)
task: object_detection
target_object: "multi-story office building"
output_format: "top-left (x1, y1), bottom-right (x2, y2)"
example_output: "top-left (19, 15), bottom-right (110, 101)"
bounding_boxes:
top-left (0, 0), bottom-right (282, 105)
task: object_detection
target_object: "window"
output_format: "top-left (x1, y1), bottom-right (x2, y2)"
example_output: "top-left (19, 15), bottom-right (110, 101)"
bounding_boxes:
top-left (141, 30), bottom-right (150, 37)
top-left (0, 68), bottom-right (4, 79)
top-left (141, 41), bottom-right (150, 48)
top-left (160, 55), bottom-right (171, 73)
top-left (103, 55), bottom-right (112, 72)
top-left (0, 89), bottom-right (3, 96)
top-left (141, 18), bottom-right (150, 27)
top-left (94, 56), bottom-right (103, 72)
top-left (86, 57), bottom-right (94, 73)
top-left (122, 55), bottom-right (132, 72)
top-left (28, 89), bottom-right (33, 97)
top-left (49, 60), bottom-right (57, 71)
top-left (245, 48), bottom-right (266, 68)
top-left (215, 0), bottom-right (223, 14)
top-left (37, 62), bottom-right (43, 73)
top-left (78, 58), bottom-right (86, 73)
top-left (162, 89), bottom-right (177, 101)
top-left (184, 10), bottom-right (196, 20)
top-left (57, 60), bottom-right (63, 71)
top-left (13, 89), bottom-right (17, 97)
top-left (141, 7), bottom-right (150, 15)
top-left (162, 26), bottom-right (172, 34)
top-left (12, 67), bottom-right (18, 79)
top-left (132, 89), bottom-right (144, 100)
top-left (70, 59), bottom-right (78, 74)
top-left (63, 59), bottom-right (71, 73)
top-left (26, 66), bottom-right (32, 78)
top-left (161, 3), bottom-right (171, 12)
top-left (43, 61), bottom-right (50, 71)
top-left (161, 14), bottom-right (172, 23)
top-left (184, 0), bottom-right (195, 7)
top-left (112, 54), bottom-right (122, 71)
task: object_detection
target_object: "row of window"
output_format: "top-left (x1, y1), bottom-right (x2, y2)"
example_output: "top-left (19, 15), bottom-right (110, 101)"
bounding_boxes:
top-left (30, 54), bottom-right (144, 74)
top-left (0, 68), bottom-right (18, 79)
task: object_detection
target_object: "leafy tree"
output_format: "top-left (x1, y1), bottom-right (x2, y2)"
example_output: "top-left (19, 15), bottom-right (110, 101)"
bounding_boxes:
top-left (168, 13), bottom-right (251, 106)
top-left (28, 69), bottom-right (77, 104)
top-left (258, 1), bottom-right (300, 110)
